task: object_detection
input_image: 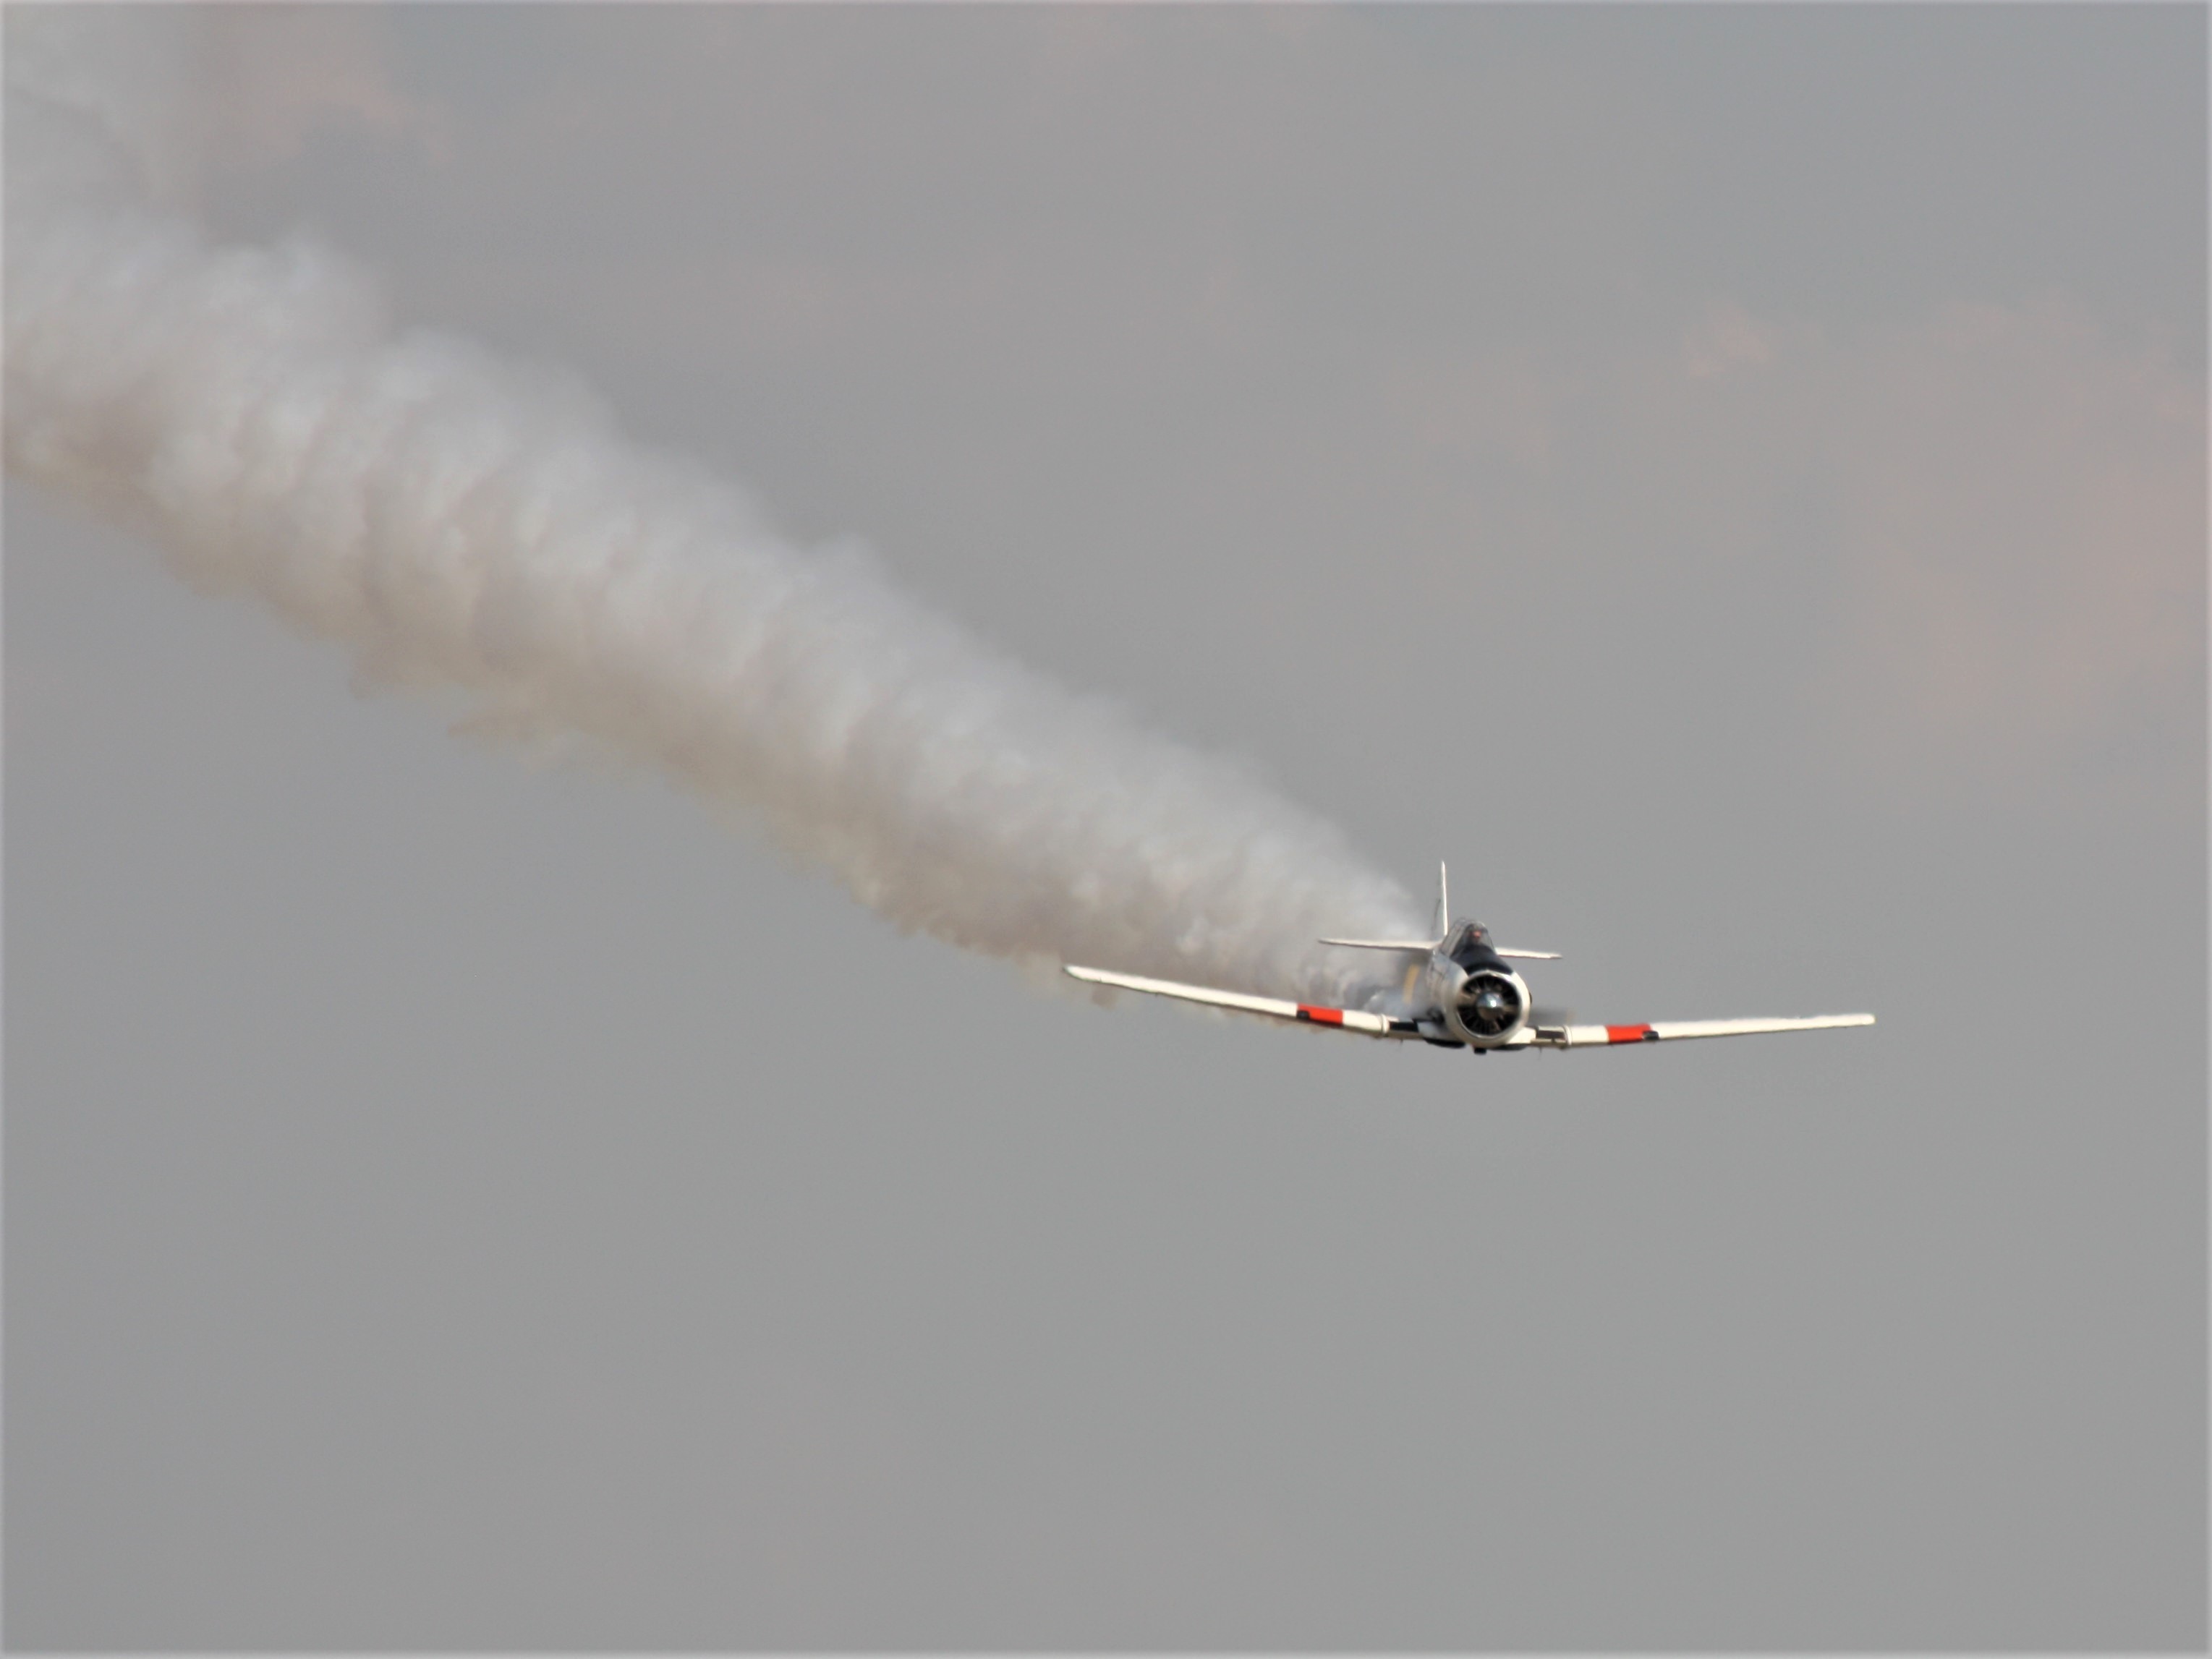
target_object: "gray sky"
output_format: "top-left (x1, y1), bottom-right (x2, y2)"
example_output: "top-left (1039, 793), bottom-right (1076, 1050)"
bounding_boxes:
top-left (7, 5), bottom-right (2204, 1648)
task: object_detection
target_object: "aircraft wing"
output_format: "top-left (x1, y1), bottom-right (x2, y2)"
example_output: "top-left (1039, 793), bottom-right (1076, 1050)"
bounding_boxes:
top-left (1067, 962), bottom-right (1872, 1052)
top-left (1523, 1014), bottom-right (1874, 1047)
top-left (1063, 964), bottom-right (1423, 1038)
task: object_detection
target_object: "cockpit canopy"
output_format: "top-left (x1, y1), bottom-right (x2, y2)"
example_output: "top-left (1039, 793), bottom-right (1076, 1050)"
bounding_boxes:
top-left (1443, 920), bottom-right (1494, 965)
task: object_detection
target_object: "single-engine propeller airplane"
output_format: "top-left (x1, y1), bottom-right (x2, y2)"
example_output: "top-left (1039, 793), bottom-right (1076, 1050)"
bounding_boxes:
top-left (1065, 864), bottom-right (1873, 1053)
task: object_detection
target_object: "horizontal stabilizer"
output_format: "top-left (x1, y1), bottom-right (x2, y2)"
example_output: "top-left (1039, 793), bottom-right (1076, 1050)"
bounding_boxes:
top-left (1320, 937), bottom-right (1560, 960)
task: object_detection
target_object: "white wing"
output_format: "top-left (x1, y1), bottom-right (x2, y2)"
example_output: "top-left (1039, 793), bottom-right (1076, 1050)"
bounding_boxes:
top-left (1064, 965), bottom-right (1422, 1038)
top-left (1067, 963), bottom-right (1874, 1054)
top-left (1522, 1014), bottom-right (1875, 1047)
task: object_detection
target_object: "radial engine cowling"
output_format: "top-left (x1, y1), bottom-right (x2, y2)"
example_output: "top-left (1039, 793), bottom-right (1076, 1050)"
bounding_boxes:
top-left (1450, 968), bottom-right (1528, 1046)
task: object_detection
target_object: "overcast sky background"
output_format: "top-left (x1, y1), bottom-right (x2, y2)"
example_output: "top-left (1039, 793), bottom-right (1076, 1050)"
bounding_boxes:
top-left (7, 5), bottom-right (2205, 1649)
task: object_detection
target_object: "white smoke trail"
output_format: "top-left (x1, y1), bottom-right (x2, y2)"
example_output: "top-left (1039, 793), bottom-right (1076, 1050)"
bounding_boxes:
top-left (4, 12), bottom-right (1424, 1007)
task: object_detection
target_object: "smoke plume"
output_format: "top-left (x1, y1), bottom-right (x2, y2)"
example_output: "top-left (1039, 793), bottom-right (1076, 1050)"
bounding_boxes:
top-left (5, 11), bottom-right (1422, 1006)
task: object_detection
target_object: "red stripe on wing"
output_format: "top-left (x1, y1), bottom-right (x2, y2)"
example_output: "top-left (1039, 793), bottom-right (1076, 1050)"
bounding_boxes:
top-left (1606, 1024), bottom-right (1655, 1044)
top-left (1297, 1005), bottom-right (1346, 1026)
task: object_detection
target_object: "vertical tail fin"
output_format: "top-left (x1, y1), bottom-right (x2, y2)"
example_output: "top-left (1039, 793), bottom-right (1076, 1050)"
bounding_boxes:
top-left (1432, 861), bottom-right (1450, 939)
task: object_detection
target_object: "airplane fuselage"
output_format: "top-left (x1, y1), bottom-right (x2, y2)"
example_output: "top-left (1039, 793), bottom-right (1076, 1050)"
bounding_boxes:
top-left (1418, 921), bottom-right (1533, 1047)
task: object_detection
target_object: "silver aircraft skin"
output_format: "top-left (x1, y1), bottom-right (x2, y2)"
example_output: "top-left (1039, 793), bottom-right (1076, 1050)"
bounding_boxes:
top-left (1064, 864), bottom-right (1873, 1054)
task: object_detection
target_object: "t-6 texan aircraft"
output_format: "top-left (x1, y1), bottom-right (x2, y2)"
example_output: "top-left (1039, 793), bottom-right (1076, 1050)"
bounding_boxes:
top-left (1065, 865), bottom-right (1873, 1054)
